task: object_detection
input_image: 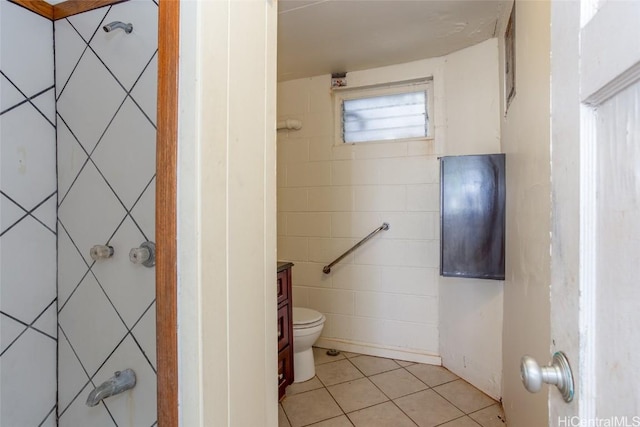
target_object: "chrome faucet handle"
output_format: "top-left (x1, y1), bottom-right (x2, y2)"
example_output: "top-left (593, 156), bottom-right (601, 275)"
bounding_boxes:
top-left (129, 241), bottom-right (156, 267)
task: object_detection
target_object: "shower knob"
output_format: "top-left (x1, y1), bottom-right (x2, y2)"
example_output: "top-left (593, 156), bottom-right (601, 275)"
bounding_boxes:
top-left (520, 351), bottom-right (574, 402)
top-left (129, 241), bottom-right (156, 267)
top-left (90, 245), bottom-right (114, 261)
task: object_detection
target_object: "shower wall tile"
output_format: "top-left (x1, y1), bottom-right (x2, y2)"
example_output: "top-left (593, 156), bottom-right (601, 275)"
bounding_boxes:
top-left (277, 74), bottom-right (441, 358)
top-left (57, 48), bottom-right (127, 153)
top-left (1, 101), bottom-right (57, 208)
top-left (54, 18), bottom-right (88, 97)
top-left (55, 2), bottom-right (158, 426)
top-left (90, 0), bottom-right (158, 90)
top-left (57, 328), bottom-right (90, 414)
top-left (0, 0), bottom-right (54, 97)
top-left (0, 328), bottom-right (57, 427)
top-left (132, 302), bottom-right (157, 369)
top-left (0, 2), bottom-right (57, 425)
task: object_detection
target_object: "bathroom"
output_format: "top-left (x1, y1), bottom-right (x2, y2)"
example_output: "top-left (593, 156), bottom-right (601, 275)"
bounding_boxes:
top-left (1, 0), bottom-right (586, 426)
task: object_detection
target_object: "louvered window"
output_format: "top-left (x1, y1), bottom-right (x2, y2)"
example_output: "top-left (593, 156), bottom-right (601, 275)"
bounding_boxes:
top-left (335, 80), bottom-right (432, 144)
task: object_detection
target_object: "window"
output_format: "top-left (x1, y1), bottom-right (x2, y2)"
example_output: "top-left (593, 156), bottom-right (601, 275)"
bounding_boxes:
top-left (334, 80), bottom-right (432, 144)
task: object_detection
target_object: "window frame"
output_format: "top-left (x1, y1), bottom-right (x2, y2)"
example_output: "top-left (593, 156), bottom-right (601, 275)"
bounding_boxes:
top-left (333, 79), bottom-right (434, 145)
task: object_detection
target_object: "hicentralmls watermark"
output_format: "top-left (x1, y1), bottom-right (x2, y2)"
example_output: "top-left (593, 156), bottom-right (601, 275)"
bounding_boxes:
top-left (557, 416), bottom-right (640, 427)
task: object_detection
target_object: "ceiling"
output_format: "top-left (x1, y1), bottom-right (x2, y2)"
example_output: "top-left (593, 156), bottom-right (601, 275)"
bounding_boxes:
top-left (43, 0), bottom-right (510, 82)
top-left (278, 0), bottom-right (510, 81)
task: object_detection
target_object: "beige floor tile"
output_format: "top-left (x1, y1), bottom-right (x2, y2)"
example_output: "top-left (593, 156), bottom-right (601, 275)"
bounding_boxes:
top-left (342, 351), bottom-right (359, 358)
top-left (395, 359), bottom-right (416, 367)
top-left (279, 404), bottom-right (291, 427)
top-left (347, 401), bottom-right (417, 427)
top-left (469, 404), bottom-right (507, 427)
top-left (405, 364), bottom-right (459, 387)
top-left (281, 388), bottom-right (344, 427)
top-left (287, 376), bottom-right (325, 396)
top-left (433, 380), bottom-right (496, 414)
top-left (308, 415), bottom-right (354, 426)
top-left (314, 347), bottom-right (346, 365)
top-left (394, 389), bottom-right (464, 427)
top-left (316, 359), bottom-right (363, 386)
top-left (327, 378), bottom-right (388, 413)
top-left (369, 368), bottom-right (428, 399)
top-left (350, 355), bottom-right (401, 376)
top-left (439, 416), bottom-right (482, 427)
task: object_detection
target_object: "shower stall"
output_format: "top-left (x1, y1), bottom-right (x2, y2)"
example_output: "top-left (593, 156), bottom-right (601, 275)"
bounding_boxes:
top-left (0, 0), bottom-right (158, 425)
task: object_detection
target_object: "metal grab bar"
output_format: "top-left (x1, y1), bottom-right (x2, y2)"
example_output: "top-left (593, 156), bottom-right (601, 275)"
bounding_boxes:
top-left (323, 223), bottom-right (389, 274)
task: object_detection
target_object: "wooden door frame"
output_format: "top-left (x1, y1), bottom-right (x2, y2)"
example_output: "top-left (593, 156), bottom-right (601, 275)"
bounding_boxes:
top-left (156, 0), bottom-right (179, 425)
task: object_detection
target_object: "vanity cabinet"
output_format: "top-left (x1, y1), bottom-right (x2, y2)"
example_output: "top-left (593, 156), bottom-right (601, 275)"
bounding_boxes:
top-left (277, 262), bottom-right (294, 400)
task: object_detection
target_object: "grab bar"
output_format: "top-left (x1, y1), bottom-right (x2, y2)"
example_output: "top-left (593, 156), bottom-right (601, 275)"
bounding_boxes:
top-left (322, 223), bottom-right (389, 274)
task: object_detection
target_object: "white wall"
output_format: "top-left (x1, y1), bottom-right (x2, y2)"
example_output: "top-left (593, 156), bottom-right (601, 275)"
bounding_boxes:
top-left (277, 39), bottom-right (504, 398)
top-left (498, 1), bottom-right (551, 425)
top-left (440, 39), bottom-right (503, 400)
top-left (277, 57), bottom-right (445, 364)
top-left (178, 1), bottom-right (278, 426)
top-left (55, 2), bottom-right (158, 426)
top-left (0, 1), bottom-right (57, 426)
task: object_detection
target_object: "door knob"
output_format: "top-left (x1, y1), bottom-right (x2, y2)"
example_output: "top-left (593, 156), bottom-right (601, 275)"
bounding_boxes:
top-left (520, 351), bottom-right (574, 402)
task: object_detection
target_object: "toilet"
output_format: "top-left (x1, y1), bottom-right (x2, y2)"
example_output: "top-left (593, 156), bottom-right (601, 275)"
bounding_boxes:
top-left (292, 307), bottom-right (326, 383)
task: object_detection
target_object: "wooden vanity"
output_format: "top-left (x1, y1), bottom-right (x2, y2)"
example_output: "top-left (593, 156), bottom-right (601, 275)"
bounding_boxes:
top-left (277, 262), bottom-right (294, 400)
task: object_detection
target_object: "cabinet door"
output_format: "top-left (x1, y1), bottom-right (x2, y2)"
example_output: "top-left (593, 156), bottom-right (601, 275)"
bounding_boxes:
top-left (277, 305), bottom-right (290, 352)
top-left (277, 270), bottom-right (289, 305)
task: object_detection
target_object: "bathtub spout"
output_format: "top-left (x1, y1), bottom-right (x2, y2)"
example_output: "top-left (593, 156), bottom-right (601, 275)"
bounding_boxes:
top-left (86, 369), bottom-right (136, 407)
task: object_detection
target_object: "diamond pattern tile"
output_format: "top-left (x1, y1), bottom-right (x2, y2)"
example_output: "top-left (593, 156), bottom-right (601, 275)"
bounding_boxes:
top-left (131, 176), bottom-right (155, 241)
top-left (32, 87), bottom-right (56, 125)
top-left (92, 217), bottom-right (155, 328)
top-left (67, 6), bottom-right (110, 43)
top-left (0, 193), bottom-right (25, 234)
top-left (57, 223), bottom-right (91, 308)
top-left (58, 328), bottom-right (90, 413)
top-left (0, 328), bottom-right (56, 427)
top-left (132, 301), bottom-right (156, 369)
top-left (0, 73), bottom-right (25, 112)
top-left (0, 102), bottom-right (56, 209)
top-left (41, 408), bottom-right (57, 427)
top-left (130, 51), bottom-right (158, 125)
top-left (57, 119), bottom-right (89, 200)
top-left (58, 382), bottom-right (116, 426)
top-left (54, 18), bottom-right (89, 98)
top-left (94, 335), bottom-right (157, 427)
top-left (58, 273), bottom-right (128, 376)
top-left (92, 97), bottom-right (156, 209)
top-left (32, 193), bottom-right (57, 232)
top-left (0, 216), bottom-right (56, 323)
top-left (58, 161), bottom-right (127, 264)
top-left (32, 301), bottom-right (57, 338)
top-left (0, 1), bottom-right (54, 97)
top-left (91, 0), bottom-right (158, 91)
top-left (1, 313), bottom-right (26, 354)
top-left (57, 48), bottom-right (126, 153)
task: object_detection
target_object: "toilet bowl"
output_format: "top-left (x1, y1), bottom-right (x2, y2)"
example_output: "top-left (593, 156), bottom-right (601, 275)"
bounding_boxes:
top-left (292, 307), bottom-right (326, 383)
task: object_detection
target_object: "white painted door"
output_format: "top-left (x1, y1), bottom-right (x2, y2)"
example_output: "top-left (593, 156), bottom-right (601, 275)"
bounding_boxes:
top-left (550, 0), bottom-right (640, 424)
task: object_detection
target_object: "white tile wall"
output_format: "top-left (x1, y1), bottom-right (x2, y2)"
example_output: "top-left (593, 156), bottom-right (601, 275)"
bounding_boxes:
top-left (0, 2), bottom-right (57, 426)
top-left (55, 2), bottom-right (158, 426)
top-left (277, 73), bottom-right (441, 357)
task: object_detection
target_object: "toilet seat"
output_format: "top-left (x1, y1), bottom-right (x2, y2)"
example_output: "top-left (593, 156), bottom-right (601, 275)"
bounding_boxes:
top-left (293, 307), bottom-right (325, 329)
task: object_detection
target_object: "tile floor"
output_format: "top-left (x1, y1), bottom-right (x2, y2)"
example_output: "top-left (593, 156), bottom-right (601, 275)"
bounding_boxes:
top-left (279, 348), bottom-right (507, 427)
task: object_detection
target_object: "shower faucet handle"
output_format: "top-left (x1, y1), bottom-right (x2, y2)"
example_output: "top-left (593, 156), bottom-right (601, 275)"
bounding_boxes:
top-left (129, 241), bottom-right (156, 267)
top-left (90, 245), bottom-right (114, 261)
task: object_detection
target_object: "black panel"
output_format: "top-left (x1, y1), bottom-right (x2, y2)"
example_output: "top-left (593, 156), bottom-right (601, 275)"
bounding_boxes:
top-left (440, 154), bottom-right (505, 280)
